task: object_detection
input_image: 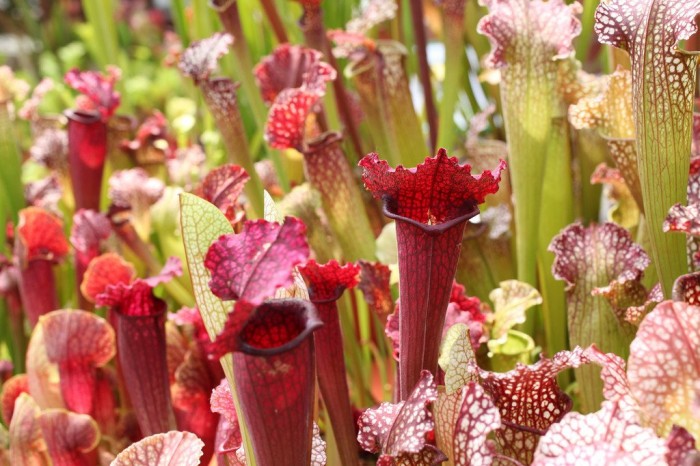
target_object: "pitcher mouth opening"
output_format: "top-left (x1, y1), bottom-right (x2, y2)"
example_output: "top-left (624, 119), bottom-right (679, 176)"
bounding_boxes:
top-left (382, 197), bottom-right (480, 236)
top-left (64, 109), bottom-right (102, 124)
top-left (237, 298), bottom-right (323, 356)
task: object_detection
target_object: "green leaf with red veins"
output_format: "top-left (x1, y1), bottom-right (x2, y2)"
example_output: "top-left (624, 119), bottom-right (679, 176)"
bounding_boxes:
top-left (594, 0), bottom-right (700, 296)
top-left (112, 431), bottom-right (204, 466)
top-left (476, 0), bottom-right (580, 291)
top-left (179, 193), bottom-right (257, 465)
top-left (627, 300), bottom-right (700, 439)
top-left (453, 382), bottom-right (501, 466)
top-left (478, 347), bottom-right (595, 464)
top-left (358, 371), bottom-right (447, 465)
top-left (434, 389), bottom-right (462, 466)
top-left (204, 217), bottom-right (309, 305)
top-left (549, 222), bottom-right (649, 412)
top-left (532, 401), bottom-right (667, 466)
top-left (435, 325), bottom-right (484, 464)
top-left (438, 323), bottom-right (478, 395)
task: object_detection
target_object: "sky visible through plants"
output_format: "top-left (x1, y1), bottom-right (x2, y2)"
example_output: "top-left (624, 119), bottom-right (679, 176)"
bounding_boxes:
top-left (0, 0), bottom-right (699, 465)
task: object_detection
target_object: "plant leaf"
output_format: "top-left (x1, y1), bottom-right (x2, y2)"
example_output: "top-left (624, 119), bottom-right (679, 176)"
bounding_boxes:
top-left (358, 371), bottom-right (446, 464)
top-left (80, 253), bottom-right (136, 303)
top-left (357, 260), bottom-right (394, 320)
top-left (438, 323), bottom-right (478, 395)
top-left (8, 394), bottom-right (46, 464)
top-left (254, 44), bottom-right (326, 104)
top-left (453, 382), bottom-right (501, 466)
top-left (64, 67), bottom-right (121, 120)
top-left (39, 409), bottom-right (99, 465)
top-left (200, 164), bottom-right (250, 221)
top-left (0, 375), bottom-right (28, 425)
top-left (204, 217), bottom-right (309, 305)
top-left (111, 431), bottom-right (204, 466)
top-left (360, 150), bottom-right (506, 224)
top-left (16, 207), bottom-right (69, 263)
top-left (298, 259), bottom-right (360, 301)
top-left (178, 33), bottom-right (233, 84)
top-left (627, 300), bottom-right (700, 439)
top-left (180, 193), bottom-right (235, 336)
top-left (549, 222), bottom-right (648, 411)
top-left (532, 401), bottom-right (666, 466)
top-left (40, 310), bottom-right (115, 415)
top-left (488, 280), bottom-right (542, 344)
top-left (594, 0), bottom-right (700, 295)
top-left (478, 347), bottom-right (596, 464)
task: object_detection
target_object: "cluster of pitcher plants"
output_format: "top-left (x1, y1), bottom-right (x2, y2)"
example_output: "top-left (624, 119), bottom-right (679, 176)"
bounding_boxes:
top-left (0, 0), bottom-right (699, 464)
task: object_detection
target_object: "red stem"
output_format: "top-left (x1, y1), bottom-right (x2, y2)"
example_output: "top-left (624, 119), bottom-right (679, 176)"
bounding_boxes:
top-left (115, 304), bottom-right (176, 436)
top-left (312, 298), bottom-right (359, 465)
top-left (259, 0), bottom-right (289, 44)
top-left (298, 3), bottom-right (365, 161)
top-left (408, 0), bottom-right (437, 152)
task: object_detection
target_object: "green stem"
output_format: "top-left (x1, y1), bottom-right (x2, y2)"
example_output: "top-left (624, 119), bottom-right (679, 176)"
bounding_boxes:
top-left (500, 64), bottom-right (555, 290)
top-left (574, 130), bottom-right (607, 223)
top-left (171, 0), bottom-right (191, 46)
top-left (354, 289), bottom-right (372, 382)
top-left (538, 117), bottom-right (574, 357)
top-left (0, 102), bottom-right (24, 232)
top-left (338, 294), bottom-right (370, 407)
top-left (81, 0), bottom-right (119, 68)
top-left (575, 0), bottom-right (598, 63)
top-left (437, 15), bottom-right (466, 150)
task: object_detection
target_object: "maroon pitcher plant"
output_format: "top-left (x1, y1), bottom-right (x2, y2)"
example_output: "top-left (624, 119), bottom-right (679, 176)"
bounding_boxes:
top-left (203, 217), bottom-right (325, 465)
top-left (360, 150), bottom-right (505, 399)
top-left (64, 68), bottom-right (120, 212)
top-left (210, 299), bottom-right (322, 466)
top-left (94, 258), bottom-right (182, 436)
top-left (299, 259), bottom-right (361, 465)
top-left (14, 207), bottom-right (69, 326)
